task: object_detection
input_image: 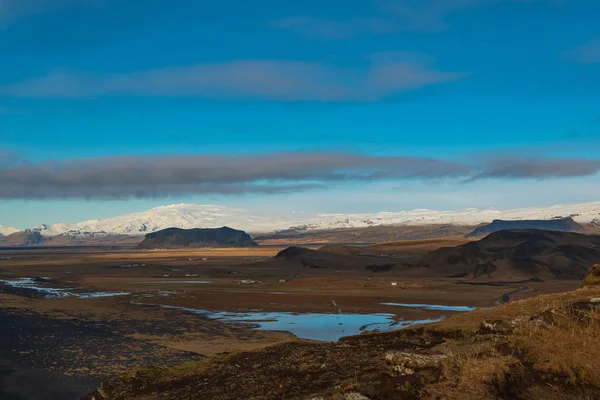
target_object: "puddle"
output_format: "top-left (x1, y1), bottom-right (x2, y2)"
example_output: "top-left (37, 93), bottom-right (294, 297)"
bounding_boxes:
top-left (133, 302), bottom-right (444, 342)
top-left (0, 278), bottom-right (74, 299)
top-left (0, 278), bottom-right (130, 300)
top-left (380, 302), bottom-right (476, 312)
top-left (133, 291), bottom-right (177, 299)
top-left (76, 291), bottom-right (130, 299)
top-left (136, 280), bottom-right (212, 284)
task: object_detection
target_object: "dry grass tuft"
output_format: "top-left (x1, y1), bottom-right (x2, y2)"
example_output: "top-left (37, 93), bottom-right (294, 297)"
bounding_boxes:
top-left (425, 284), bottom-right (600, 399)
top-left (581, 264), bottom-right (600, 287)
top-left (428, 340), bottom-right (518, 399)
top-left (517, 303), bottom-right (600, 386)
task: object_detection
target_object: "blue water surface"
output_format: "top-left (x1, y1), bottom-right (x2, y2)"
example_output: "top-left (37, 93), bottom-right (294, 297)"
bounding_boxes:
top-left (138, 303), bottom-right (445, 342)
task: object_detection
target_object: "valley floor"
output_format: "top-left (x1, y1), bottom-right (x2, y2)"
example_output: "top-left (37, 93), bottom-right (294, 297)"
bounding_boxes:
top-left (0, 247), bottom-right (584, 399)
top-left (85, 285), bottom-right (600, 400)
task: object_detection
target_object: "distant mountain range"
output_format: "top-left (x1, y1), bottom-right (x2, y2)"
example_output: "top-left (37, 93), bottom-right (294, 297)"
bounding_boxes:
top-left (0, 225), bottom-right (19, 237)
top-left (465, 217), bottom-right (584, 238)
top-left (259, 229), bottom-right (600, 281)
top-left (2, 202), bottom-right (600, 241)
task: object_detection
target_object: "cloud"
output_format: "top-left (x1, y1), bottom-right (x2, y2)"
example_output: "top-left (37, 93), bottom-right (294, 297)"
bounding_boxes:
top-left (0, 58), bottom-right (466, 101)
top-left (0, 150), bottom-right (21, 168)
top-left (469, 157), bottom-right (600, 181)
top-left (374, 0), bottom-right (539, 32)
top-left (0, 152), bottom-right (469, 200)
top-left (563, 37), bottom-right (600, 64)
top-left (0, 0), bottom-right (100, 27)
top-left (274, 0), bottom-right (548, 37)
top-left (1, 151), bottom-right (599, 200)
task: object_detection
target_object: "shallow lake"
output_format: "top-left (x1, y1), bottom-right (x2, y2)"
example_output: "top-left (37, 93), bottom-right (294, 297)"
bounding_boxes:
top-left (134, 302), bottom-right (446, 342)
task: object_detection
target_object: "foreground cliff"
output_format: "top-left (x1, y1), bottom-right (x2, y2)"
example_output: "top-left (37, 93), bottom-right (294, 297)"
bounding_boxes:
top-left (85, 269), bottom-right (600, 400)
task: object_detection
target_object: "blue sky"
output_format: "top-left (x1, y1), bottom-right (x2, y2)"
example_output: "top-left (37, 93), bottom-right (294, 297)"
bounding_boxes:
top-left (1, 0), bottom-right (599, 228)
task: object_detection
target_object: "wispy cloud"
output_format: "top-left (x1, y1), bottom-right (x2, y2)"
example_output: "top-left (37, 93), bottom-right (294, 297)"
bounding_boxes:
top-left (0, 0), bottom-right (99, 27)
top-left (563, 37), bottom-right (600, 64)
top-left (0, 152), bottom-right (468, 199)
top-left (469, 157), bottom-right (600, 181)
top-left (0, 57), bottom-right (466, 101)
top-left (274, 0), bottom-right (549, 37)
top-left (1, 151), bottom-right (599, 200)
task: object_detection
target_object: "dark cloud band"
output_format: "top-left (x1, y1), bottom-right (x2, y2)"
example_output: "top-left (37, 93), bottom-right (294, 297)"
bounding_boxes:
top-left (0, 152), bottom-right (599, 199)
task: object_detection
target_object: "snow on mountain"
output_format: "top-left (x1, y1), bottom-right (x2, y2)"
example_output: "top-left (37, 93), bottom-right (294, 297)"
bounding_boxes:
top-left (26, 201), bottom-right (600, 238)
top-left (295, 201), bottom-right (600, 231)
top-left (30, 204), bottom-right (310, 237)
top-left (0, 225), bottom-right (19, 237)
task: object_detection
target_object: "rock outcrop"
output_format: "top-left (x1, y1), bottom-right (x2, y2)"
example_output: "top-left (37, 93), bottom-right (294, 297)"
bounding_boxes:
top-left (136, 227), bottom-right (258, 249)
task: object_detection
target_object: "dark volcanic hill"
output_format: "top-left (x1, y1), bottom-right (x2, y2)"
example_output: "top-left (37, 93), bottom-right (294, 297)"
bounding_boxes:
top-left (418, 229), bottom-right (600, 280)
top-left (136, 227), bottom-right (258, 249)
top-left (466, 217), bottom-right (583, 238)
top-left (245, 246), bottom-right (398, 273)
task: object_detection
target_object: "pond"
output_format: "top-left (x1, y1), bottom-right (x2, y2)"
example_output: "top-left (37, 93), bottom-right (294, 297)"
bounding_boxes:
top-left (133, 302), bottom-right (446, 342)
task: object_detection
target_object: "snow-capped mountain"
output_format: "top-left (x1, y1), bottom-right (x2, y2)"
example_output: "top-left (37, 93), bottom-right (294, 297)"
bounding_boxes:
top-left (29, 204), bottom-right (310, 237)
top-left (20, 201), bottom-right (600, 238)
top-left (0, 225), bottom-right (19, 237)
top-left (288, 202), bottom-right (600, 231)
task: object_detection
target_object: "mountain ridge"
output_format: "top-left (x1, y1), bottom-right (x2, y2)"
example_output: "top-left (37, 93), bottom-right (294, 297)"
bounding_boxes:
top-left (0, 225), bottom-right (19, 237)
top-left (465, 217), bottom-right (584, 238)
top-left (418, 229), bottom-right (600, 280)
top-left (4, 201), bottom-right (600, 238)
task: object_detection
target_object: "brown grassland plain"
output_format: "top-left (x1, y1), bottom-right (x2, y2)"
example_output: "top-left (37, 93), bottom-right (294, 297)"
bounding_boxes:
top-left (0, 242), bottom-right (588, 399)
top-left (85, 277), bottom-right (600, 400)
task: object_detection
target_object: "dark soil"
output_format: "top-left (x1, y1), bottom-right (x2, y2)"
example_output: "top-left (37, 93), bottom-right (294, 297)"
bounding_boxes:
top-left (0, 308), bottom-right (202, 400)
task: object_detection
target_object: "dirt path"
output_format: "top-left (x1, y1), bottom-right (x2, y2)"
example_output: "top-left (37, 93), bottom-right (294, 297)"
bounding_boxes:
top-left (457, 281), bottom-right (532, 303)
